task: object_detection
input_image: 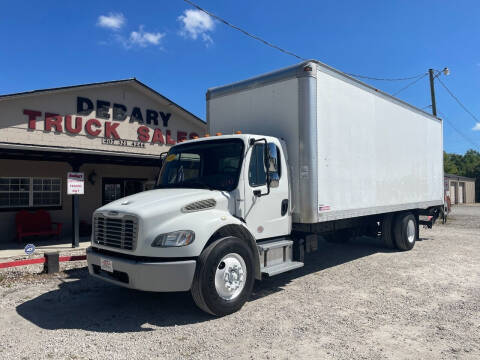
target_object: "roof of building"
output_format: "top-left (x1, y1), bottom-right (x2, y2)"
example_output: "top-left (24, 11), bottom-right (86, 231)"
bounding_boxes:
top-left (445, 173), bottom-right (476, 181)
top-left (0, 78), bottom-right (205, 126)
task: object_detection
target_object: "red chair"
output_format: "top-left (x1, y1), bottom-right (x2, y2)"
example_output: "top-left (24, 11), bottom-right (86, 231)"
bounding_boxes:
top-left (16, 210), bottom-right (62, 243)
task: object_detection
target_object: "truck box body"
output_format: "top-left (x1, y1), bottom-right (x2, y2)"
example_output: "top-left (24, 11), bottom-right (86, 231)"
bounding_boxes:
top-left (207, 60), bottom-right (444, 224)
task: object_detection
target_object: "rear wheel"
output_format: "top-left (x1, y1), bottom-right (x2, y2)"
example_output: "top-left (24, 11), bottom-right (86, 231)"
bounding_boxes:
top-left (381, 214), bottom-right (395, 249)
top-left (191, 237), bottom-right (254, 316)
top-left (393, 212), bottom-right (417, 251)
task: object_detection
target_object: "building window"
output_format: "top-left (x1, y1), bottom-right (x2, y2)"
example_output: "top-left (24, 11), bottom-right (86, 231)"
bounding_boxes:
top-left (0, 178), bottom-right (30, 208)
top-left (102, 178), bottom-right (147, 205)
top-left (0, 177), bottom-right (61, 209)
top-left (33, 178), bottom-right (62, 206)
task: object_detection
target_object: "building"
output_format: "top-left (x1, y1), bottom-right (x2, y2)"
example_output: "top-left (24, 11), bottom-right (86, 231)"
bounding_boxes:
top-left (444, 173), bottom-right (476, 204)
top-left (0, 79), bottom-right (206, 243)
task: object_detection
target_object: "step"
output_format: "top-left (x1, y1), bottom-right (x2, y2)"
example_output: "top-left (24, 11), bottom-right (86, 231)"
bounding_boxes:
top-left (257, 238), bottom-right (293, 252)
top-left (262, 261), bottom-right (304, 277)
top-left (257, 238), bottom-right (304, 277)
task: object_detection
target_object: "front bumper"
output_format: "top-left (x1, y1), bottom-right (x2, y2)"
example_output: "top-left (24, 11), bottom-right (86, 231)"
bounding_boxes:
top-left (86, 247), bottom-right (196, 292)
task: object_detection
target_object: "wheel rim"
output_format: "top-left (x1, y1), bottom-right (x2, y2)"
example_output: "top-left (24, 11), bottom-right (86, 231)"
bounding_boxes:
top-left (214, 253), bottom-right (247, 301)
top-left (407, 219), bottom-right (415, 243)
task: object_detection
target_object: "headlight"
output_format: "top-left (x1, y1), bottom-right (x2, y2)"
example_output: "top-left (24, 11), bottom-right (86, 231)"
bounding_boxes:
top-left (151, 230), bottom-right (195, 247)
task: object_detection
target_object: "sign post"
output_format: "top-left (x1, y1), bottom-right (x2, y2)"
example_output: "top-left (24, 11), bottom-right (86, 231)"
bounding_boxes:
top-left (67, 172), bottom-right (84, 248)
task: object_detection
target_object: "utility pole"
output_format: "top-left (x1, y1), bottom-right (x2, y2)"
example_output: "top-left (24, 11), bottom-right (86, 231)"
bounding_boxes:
top-left (429, 68), bottom-right (437, 117)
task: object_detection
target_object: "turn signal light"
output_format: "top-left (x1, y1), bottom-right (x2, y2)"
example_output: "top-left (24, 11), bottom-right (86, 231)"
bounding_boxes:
top-left (204, 133), bottom-right (210, 137)
top-left (235, 130), bottom-right (242, 134)
top-left (215, 132), bottom-right (222, 136)
top-left (192, 135), bottom-right (199, 139)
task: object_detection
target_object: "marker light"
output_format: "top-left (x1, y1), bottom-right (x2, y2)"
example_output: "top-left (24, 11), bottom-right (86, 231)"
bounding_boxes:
top-left (215, 132), bottom-right (222, 136)
top-left (204, 133), bottom-right (210, 137)
top-left (235, 131), bottom-right (242, 134)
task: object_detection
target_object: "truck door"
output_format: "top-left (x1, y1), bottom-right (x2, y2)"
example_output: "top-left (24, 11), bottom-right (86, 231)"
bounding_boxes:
top-left (243, 141), bottom-right (291, 239)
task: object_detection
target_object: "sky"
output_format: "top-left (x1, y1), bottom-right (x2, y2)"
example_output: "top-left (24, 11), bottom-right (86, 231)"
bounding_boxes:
top-left (0, 0), bottom-right (479, 154)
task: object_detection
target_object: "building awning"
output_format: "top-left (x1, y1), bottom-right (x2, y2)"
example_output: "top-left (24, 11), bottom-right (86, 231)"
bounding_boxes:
top-left (0, 142), bottom-right (162, 167)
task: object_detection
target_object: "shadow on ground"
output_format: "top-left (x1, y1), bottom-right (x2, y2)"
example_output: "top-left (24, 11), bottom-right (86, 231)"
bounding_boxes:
top-left (17, 236), bottom-right (393, 332)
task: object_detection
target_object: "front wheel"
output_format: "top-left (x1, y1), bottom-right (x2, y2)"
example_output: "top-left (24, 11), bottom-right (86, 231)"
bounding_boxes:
top-left (191, 237), bottom-right (254, 316)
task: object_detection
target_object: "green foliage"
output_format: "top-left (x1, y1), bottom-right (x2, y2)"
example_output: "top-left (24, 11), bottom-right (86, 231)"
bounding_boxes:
top-left (444, 149), bottom-right (480, 202)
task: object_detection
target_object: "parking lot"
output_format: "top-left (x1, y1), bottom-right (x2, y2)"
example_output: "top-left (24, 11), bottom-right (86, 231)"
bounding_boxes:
top-left (1, 205), bottom-right (479, 359)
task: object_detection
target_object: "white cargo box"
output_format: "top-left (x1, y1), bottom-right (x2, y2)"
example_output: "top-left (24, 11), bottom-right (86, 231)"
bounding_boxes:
top-left (207, 60), bottom-right (443, 224)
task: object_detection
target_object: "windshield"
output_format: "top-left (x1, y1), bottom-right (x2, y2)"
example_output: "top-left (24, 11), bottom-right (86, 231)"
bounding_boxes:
top-left (156, 139), bottom-right (244, 191)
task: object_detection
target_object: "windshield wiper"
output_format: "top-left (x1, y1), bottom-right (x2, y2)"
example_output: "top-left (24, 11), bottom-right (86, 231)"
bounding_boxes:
top-left (186, 181), bottom-right (215, 191)
top-left (155, 181), bottom-right (216, 191)
top-left (183, 181), bottom-right (215, 191)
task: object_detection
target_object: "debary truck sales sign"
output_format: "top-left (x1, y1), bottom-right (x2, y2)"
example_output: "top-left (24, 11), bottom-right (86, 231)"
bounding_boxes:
top-left (22, 96), bottom-right (200, 147)
top-left (0, 81), bottom-right (205, 156)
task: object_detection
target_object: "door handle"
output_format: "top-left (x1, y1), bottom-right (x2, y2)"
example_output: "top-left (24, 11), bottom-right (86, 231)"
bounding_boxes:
top-left (281, 199), bottom-right (289, 216)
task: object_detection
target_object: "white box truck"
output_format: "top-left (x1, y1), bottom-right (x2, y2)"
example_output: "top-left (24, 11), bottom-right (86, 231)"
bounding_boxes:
top-left (87, 60), bottom-right (444, 316)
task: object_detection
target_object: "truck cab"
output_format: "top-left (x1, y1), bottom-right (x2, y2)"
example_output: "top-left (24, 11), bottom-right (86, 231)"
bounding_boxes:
top-left (87, 134), bottom-right (299, 316)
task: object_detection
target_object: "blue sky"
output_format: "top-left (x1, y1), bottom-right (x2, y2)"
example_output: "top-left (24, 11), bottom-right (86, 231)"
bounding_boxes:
top-left (1, 0), bottom-right (479, 154)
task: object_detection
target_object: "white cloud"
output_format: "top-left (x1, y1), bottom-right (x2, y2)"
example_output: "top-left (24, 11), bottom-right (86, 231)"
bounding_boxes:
top-left (473, 123), bottom-right (480, 131)
top-left (178, 9), bottom-right (214, 45)
top-left (97, 13), bottom-right (126, 30)
top-left (117, 26), bottom-right (165, 49)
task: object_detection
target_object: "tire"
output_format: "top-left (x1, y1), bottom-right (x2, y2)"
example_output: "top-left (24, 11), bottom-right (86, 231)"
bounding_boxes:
top-left (381, 214), bottom-right (395, 249)
top-left (393, 212), bottom-right (417, 251)
top-left (191, 236), bottom-right (254, 316)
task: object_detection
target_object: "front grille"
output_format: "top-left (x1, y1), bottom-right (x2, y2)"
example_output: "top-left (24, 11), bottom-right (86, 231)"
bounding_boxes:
top-left (94, 214), bottom-right (138, 250)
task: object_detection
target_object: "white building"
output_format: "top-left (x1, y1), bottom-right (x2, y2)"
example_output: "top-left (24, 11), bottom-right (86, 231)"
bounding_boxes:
top-left (0, 79), bottom-right (206, 243)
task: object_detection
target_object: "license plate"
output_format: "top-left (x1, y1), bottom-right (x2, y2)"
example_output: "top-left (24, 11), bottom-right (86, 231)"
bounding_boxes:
top-left (100, 258), bottom-right (113, 273)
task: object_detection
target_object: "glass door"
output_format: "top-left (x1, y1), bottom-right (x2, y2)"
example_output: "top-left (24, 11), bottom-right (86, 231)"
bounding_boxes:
top-left (102, 178), bottom-right (146, 205)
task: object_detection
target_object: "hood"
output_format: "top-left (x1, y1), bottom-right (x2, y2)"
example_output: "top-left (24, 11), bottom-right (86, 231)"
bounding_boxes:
top-left (97, 188), bottom-right (229, 218)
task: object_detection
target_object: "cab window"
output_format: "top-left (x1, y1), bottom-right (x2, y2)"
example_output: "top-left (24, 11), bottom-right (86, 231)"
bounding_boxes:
top-left (249, 144), bottom-right (267, 187)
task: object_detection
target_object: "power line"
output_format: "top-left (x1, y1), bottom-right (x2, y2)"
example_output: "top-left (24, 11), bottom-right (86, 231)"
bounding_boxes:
top-left (436, 76), bottom-right (480, 126)
top-left (438, 111), bottom-right (480, 150)
top-left (183, 0), bottom-right (305, 61)
top-left (345, 73), bottom-right (427, 81)
top-left (182, 0), bottom-right (425, 82)
top-left (392, 73), bottom-right (428, 96)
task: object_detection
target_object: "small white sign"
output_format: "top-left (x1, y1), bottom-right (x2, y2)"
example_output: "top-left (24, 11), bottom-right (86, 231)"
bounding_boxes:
top-left (67, 172), bottom-right (84, 195)
top-left (100, 258), bottom-right (113, 273)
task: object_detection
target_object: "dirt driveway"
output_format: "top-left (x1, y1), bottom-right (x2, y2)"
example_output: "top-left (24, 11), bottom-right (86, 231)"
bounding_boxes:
top-left (1, 205), bottom-right (479, 359)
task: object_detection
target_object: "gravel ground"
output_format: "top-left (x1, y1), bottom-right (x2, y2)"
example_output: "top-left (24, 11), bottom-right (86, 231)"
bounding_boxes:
top-left (1, 205), bottom-right (479, 359)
